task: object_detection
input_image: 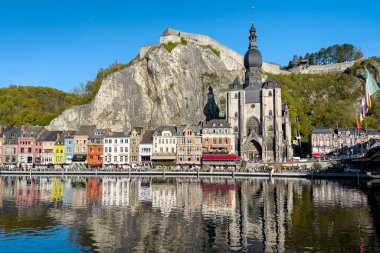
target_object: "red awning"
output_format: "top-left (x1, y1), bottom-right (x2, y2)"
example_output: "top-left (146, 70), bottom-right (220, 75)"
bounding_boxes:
top-left (311, 152), bottom-right (321, 158)
top-left (202, 154), bottom-right (242, 161)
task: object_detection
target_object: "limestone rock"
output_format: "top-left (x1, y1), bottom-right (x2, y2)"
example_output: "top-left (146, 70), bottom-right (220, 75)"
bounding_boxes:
top-left (49, 42), bottom-right (243, 131)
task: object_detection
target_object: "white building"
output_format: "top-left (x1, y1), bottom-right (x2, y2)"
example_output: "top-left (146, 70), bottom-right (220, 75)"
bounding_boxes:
top-left (139, 130), bottom-right (154, 166)
top-left (152, 126), bottom-right (177, 164)
top-left (103, 132), bottom-right (130, 165)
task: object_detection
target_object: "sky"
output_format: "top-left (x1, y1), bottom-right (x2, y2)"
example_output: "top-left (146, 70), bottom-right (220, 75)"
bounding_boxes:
top-left (0, 0), bottom-right (379, 92)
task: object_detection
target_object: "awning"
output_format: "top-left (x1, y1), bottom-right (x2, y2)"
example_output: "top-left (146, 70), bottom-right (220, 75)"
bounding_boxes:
top-left (72, 154), bottom-right (87, 162)
top-left (311, 152), bottom-right (321, 158)
top-left (202, 154), bottom-right (242, 161)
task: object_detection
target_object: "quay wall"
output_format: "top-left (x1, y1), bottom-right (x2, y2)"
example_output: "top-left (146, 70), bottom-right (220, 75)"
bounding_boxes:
top-left (1, 170), bottom-right (378, 179)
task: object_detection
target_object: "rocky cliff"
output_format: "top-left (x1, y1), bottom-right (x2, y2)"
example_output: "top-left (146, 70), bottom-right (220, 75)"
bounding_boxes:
top-left (49, 42), bottom-right (245, 131)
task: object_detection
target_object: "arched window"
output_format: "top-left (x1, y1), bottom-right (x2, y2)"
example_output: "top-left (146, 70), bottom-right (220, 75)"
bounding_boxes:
top-left (235, 112), bottom-right (238, 117)
top-left (246, 116), bottom-right (260, 136)
top-left (269, 110), bottom-right (273, 116)
top-left (268, 91), bottom-right (272, 96)
top-left (234, 93), bottom-right (238, 99)
top-left (234, 126), bottom-right (238, 133)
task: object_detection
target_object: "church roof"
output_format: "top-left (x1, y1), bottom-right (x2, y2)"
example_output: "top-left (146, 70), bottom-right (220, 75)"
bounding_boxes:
top-left (229, 77), bottom-right (242, 90)
top-left (262, 76), bottom-right (277, 89)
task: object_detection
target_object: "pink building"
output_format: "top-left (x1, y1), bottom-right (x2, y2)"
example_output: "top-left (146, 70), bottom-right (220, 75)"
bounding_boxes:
top-left (18, 126), bottom-right (46, 165)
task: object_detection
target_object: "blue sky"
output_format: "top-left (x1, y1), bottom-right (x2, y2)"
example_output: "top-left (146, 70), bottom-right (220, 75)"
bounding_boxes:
top-left (0, 0), bottom-right (379, 92)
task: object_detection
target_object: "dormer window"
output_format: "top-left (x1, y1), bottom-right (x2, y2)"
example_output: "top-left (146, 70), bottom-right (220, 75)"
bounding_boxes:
top-left (212, 123), bottom-right (216, 127)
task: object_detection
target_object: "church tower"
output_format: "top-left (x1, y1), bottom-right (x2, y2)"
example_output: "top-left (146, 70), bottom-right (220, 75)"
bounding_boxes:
top-left (226, 20), bottom-right (293, 162)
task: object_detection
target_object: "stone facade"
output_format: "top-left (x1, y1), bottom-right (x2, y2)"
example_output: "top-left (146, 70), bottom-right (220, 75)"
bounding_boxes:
top-left (176, 125), bottom-right (202, 166)
top-left (201, 119), bottom-right (235, 154)
top-left (226, 23), bottom-right (292, 162)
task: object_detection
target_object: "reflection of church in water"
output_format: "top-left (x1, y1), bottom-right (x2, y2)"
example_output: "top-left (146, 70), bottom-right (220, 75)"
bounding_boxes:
top-left (226, 22), bottom-right (293, 162)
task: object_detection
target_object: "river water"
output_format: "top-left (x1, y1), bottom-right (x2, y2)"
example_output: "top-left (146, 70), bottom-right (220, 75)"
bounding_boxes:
top-left (0, 176), bottom-right (379, 252)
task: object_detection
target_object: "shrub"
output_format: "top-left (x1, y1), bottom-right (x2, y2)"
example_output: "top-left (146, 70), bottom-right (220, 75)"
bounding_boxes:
top-left (312, 162), bottom-right (322, 170)
top-left (164, 42), bottom-right (179, 53)
top-left (180, 37), bottom-right (188, 45)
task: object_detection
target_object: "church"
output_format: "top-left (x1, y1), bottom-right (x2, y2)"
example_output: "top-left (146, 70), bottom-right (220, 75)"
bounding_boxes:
top-left (226, 22), bottom-right (293, 162)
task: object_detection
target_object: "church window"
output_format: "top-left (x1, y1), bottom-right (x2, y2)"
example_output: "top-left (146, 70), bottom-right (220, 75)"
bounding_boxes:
top-left (269, 110), bottom-right (273, 116)
top-left (234, 93), bottom-right (238, 99)
top-left (251, 104), bottom-right (255, 108)
top-left (235, 112), bottom-right (238, 117)
top-left (267, 138), bottom-right (274, 150)
top-left (246, 117), bottom-right (260, 136)
top-left (234, 127), bottom-right (238, 133)
top-left (269, 91), bottom-right (272, 96)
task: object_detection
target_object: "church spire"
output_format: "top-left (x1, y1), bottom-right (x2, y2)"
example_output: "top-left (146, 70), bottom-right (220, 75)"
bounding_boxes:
top-left (249, 23), bottom-right (258, 49)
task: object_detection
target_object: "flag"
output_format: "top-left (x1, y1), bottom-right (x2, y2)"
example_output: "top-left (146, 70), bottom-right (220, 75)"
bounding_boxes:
top-left (359, 113), bottom-right (364, 125)
top-left (356, 118), bottom-right (361, 132)
top-left (365, 68), bottom-right (380, 113)
top-left (362, 98), bottom-right (366, 118)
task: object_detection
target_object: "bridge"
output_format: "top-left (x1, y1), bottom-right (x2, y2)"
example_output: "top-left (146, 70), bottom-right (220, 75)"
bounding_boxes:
top-left (348, 142), bottom-right (380, 172)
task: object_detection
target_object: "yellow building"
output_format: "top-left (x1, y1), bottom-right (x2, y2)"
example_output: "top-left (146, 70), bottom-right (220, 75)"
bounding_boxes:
top-left (53, 136), bottom-right (65, 165)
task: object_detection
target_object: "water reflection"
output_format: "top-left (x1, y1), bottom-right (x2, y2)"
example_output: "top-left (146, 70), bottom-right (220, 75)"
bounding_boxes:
top-left (0, 176), bottom-right (379, 252)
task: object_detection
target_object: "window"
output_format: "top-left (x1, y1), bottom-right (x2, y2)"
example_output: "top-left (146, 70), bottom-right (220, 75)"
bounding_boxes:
top-left (120, 147), bottom-right (123, 153)
top-left (121, 139), bottom-right (123, 143)
top-left (97, 148), bottom-right (101, 153)
top-left (105, 147), bottom-right (108, 152)
top-left (269, 91), bottom-right (272, 96)
top-left (114, 156), bottom-right (117, 162)
top-left (171, 147), bottom-right (175, 153)
top-left (115, 139), bottom-right (118, 144)
top-left (234, 93), bottom-right (238, 99)
top-left (235, 112), bottom-right (238, 117)
top-left (114, 147), bottom-right (117, 153)
top-left (269, 110), bottom-right (273, 116)
top-left (219, 138), bottom-right (222, 144)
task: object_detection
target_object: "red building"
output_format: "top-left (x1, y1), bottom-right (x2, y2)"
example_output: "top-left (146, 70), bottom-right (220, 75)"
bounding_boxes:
top-left (87, 129), bottom-right (106, 167)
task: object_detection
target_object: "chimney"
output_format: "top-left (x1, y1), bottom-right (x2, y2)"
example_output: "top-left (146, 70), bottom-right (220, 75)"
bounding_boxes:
top-left (105, 128), bottom-right (111, 134)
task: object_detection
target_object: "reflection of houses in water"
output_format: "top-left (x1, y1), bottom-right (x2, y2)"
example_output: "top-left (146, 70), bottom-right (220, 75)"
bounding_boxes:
top-left (15, 177), bottom-right (41, 207)
top-left (39, 177), bottom-right (53, 202)
top-left (175, 178), bottom-right (202, 220)
top-left (102, 178), bottom-right (130, 207)
top-left (52, 178), bottom-right (64, 200)
top-left (201, 181), bottom-right (237, 216)
top-left (138, 179), bottom-right (152, 202)
top-left (152, 184), bottom-right (177, 215)
top-left (86, 178), bottom-right (103, 204)
top-left (70, 179), bottom-right (87, 208)
top-left (313, 181), bottom-right (368, 207)
top-left (227, 178), bottom-right (306, 252)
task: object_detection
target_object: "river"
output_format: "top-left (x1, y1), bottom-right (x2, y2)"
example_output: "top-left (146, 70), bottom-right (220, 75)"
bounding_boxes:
top-left (0, 176), bottom-right (379, 252)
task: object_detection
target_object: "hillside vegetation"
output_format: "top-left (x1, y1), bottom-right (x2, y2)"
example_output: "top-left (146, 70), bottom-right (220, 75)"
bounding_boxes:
top-left (0, 86), bottom-right (81, 126)
top-left (274, 58), bottom-right (380, 140)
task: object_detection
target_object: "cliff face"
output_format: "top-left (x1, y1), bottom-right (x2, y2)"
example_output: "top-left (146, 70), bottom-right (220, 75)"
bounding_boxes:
top-left (49, 42), bottom-right (244, 131)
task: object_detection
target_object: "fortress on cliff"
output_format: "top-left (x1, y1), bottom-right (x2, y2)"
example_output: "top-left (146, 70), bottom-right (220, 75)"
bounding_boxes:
top-left (139, 28), bottom-right (358, 75)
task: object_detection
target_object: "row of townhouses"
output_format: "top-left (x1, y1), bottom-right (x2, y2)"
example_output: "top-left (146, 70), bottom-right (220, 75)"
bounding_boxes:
top-left (0, 119), bottom-right (238, 168)
top-left (310, 127), bottom-right (380, 157)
